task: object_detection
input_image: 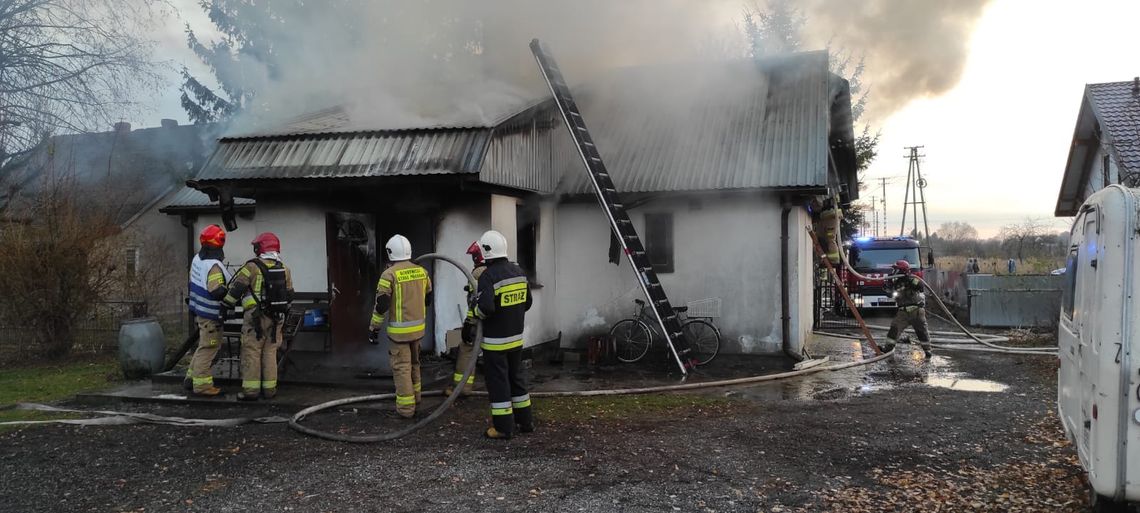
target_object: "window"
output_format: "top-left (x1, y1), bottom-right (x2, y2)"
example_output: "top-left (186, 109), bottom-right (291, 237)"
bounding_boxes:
top-left (644, 213), bottom-right (674, 274)
top-left (124, 247), bottom-right (141, 278)
top-left (1103, 154), bottom-right (1112, 187)
top-left (1062, 246), bottom-right (1078, 319)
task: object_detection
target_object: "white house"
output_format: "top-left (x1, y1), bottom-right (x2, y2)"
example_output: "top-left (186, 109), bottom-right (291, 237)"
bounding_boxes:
top-left (1056, 78), bottom-right (1140, 216)
top-left (183, 51), bottom-right (859, 370)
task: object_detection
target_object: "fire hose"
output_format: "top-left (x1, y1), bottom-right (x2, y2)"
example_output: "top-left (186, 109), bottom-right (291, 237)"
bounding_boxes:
top-left (287, 253), bottom-right (899, 443)
top-left (817, 224), bottom-right (1056, 356)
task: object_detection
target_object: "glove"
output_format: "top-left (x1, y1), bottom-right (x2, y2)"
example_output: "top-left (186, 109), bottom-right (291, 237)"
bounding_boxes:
top-left (461, 322), bottom-right (476, 345)
top-left (220, 308), bottom-right (229, 322)
top-left (368, 330), bottom-right (381, 345)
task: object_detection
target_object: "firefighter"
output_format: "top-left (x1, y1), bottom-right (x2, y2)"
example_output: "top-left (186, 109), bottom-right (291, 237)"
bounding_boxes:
top-left (185, 225), bottom-right (231, 397)
top-left (882, 260), bottom-right (933, 358)
top-left (472, 230), bottom-right (533, 439)
top-left (445, 241), bottom-right (485, 396)
top-left (223, 233), bottom-right (294, 401)
top-left (369, 235), bottom-right (433, 418)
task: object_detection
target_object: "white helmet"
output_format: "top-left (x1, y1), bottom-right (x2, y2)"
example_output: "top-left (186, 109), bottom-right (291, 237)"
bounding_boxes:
top-left (385, 234), bottom-right (412, 262)
top-left (478, 230), bottom-right (508, 260)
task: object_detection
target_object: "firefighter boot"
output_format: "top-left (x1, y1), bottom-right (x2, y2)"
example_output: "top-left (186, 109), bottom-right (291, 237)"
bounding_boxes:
top-left (193, 386), bottom-right (222, 397)
top-left (484, 426), bottom-right (512, 440)
top-left (880, 338), bottom-right (897, 354)
top-left (921, 343), bottom-right (933, 359)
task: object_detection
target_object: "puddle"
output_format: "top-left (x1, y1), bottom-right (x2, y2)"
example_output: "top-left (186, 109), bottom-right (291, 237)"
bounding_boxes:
top-left (924, 376), bottom-right (1008, 393)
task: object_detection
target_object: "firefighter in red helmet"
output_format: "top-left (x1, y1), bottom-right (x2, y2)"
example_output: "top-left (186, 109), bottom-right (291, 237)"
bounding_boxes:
top-left (445, 241), bottom-right (486, 397)
top-left (882, 259), bottom-right (932, 358)
top-left (222, 233), bottom-right (294, 400)
top-left (184, 225), bottom-right (231, 396)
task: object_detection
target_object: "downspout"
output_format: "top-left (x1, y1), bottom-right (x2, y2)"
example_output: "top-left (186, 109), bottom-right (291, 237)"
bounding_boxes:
top-left (781, 201), bottom-right (804, 362)
top-left (180, 213), bottom-right (196, 335)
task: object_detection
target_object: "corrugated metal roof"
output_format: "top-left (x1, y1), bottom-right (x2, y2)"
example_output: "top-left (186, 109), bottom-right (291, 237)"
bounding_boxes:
top-left (196, 128), bottom-right (492, 181)
top-left (557, 51), bottom-right (835, 194)
top-left (160, 187), bottom-right (256, 212)
top-left (1087, 81), bottom-right (1140, 174)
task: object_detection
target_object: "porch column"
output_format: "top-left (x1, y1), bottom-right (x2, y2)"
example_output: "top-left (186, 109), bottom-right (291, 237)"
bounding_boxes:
top-left (490, 194), bottom-right (519, 261)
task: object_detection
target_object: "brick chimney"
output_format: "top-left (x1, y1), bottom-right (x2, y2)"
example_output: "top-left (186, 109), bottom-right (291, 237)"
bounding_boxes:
top-left (160, 119), bottom-right (178, 128)
top-left (113, 121), bottom-right (131, 133)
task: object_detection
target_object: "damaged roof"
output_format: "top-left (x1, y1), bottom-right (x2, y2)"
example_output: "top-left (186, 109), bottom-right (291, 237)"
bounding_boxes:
top-left (1056, 79), bottom-right (1140, 216)
top-left (194, 128), bottom-right (492, 181)
top-left (159, 187), bottom-right (256, 214)
top-left (555, 51), bottom-right (855, 195)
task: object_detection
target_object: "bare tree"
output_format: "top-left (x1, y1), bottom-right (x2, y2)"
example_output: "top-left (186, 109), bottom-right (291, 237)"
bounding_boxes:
top-left (0, 0), bottom-right (163, 183)
top-left (937, 221), bottom-right (978, 242)
top-left (999, 218), bottom-right (1048, 264)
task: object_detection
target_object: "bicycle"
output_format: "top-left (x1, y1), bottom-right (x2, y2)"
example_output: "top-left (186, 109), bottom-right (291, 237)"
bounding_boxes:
top-left (609, 298), bottom-right (721, 366)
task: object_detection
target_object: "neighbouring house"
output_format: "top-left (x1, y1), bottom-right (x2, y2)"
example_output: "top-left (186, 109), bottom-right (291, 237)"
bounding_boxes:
top-left (1, 120), bottom-right (221, 336)
top-left (1055, 78), bottom-right (1140, 216)
top-left (184, 50), bottom-right (858, 370)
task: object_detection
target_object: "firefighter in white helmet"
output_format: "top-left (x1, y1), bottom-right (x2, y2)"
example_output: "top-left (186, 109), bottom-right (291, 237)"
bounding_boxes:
top-left (471, 230), bottom-right (533, 439)
top-left (370, 234), bottom-right (433, 418)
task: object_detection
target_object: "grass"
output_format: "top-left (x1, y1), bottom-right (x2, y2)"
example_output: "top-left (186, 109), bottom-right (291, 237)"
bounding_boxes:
top-left (936, 256), bottom-right (1063, 275)
top-left (537, 392), bottom-right (737, 421)
top-left (0, 356), bottom-right (121, 427)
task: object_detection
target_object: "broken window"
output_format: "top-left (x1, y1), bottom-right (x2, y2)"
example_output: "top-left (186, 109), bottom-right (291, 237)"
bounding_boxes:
top-left (124, 247), bottom-right (141, 278)
top-left (517, 206), bottom-right (539, 282)
top-left (644, 212), bottom-right (674, 274)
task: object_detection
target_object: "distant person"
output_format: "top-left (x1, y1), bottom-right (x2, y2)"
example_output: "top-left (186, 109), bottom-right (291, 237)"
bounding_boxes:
top-left (882, 260), bottom-right (933, 359)
top-left (971, 258), bottom-right (981, 274)
top-left (223, 233), bottom-right (294, 401)
top-left (1007, 258), bottom-right (1017, 274)
top-left (964, 258), bottom-right (974, 274)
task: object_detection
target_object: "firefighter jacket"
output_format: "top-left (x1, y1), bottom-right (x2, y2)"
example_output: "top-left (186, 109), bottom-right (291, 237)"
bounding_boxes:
top-left (464, 264), bottom-right (487, 322)
top-left (371, 260), bottom-right (433, 342)
top-left (188, 252), bottom-right (231, 321)
top-left (887, 274), bottom-right (925, 309)
top-left (223, 258), bottom-right (294, 315)
top-left (474, 259), bottom-right (531, 352)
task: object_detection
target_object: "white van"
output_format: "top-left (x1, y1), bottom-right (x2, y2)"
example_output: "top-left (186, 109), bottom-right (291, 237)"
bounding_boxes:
top-left (1059, 184), bottom-right (1140, 511)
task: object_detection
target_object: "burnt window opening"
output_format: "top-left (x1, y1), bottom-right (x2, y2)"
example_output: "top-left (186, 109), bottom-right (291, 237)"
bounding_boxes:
top-left (645, 212), bottom-right (674, 274)
top-left (517, 206), bottom-right (540, 284)
top-left (124, 247), bottom-right (141, 278)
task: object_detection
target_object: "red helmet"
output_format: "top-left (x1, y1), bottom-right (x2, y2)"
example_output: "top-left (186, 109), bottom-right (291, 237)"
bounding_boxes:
top-left (252, 232), bottom-right (281, 254)
top-left (893, 260), bottom-right (911, 272)
top-left (199, 224), bottom-right (226, 248)
top-left (466, 241), bottom-right (484, 266)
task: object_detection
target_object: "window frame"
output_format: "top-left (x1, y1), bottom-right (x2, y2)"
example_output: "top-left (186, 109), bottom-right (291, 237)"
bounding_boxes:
top-left (644, 212), bottom-right (675, 274)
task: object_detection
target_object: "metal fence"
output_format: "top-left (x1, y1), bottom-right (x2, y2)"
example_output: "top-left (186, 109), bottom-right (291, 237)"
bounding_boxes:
top-left (965, 274), bottom-right (1062, 328)
top-left (813, 262), bottom-right (860, 330)
top-left (0, 293), bottom-right (188, 362)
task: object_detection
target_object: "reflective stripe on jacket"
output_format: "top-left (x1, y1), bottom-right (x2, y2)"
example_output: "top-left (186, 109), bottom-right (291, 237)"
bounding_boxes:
top-left (475, 259), bottom-right (530, 351)
top-left (189, 255), bottom-right (231, 321)
top-left (372, 261), bottom-right (432, 342)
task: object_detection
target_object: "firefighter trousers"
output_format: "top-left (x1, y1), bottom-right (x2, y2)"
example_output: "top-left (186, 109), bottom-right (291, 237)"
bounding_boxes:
top-left (484, 348), bottom-right (533, 435)
top-left (188, 318), bottom-right (223, 393)
top-left (389, 339), bottom-right (422, 418)
top-left (887, 306), bottom-right (931, 348)
top-left (240, 311), bottom-right (282, 397)
top-left (451, 338), bottom-right (476, 394)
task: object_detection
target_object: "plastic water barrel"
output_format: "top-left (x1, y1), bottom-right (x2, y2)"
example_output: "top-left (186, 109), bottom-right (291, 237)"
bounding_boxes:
top-left (118, 317), bottom-right (166, 379)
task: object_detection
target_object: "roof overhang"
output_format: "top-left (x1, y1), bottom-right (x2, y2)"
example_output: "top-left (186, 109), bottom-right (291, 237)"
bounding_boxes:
top-left (1056, 92), bottom-right (1099, 217)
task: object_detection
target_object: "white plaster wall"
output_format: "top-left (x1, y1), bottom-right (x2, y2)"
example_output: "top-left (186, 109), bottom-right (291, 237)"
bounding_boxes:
top-left (530, 199), bottom-right (560, 345)
top-left (225, 202), bottom-right (328, 293)
top-left (491, 194), bottom-right (519, 261)
top-left (787, 206), bottom-right (814, 356)
top-left (553, 194), bottom-right (794, 354)
top-left (433, 199), bottom-right (491, 354)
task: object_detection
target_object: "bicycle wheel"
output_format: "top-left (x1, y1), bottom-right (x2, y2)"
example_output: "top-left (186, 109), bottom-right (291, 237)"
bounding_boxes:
top-left (682, 319), bottom-right (721, 366)
top-left (609, 319), bottom-right (652, 363)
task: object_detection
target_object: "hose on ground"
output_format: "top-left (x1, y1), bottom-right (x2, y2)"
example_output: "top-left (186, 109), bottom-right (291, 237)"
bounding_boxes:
top-left (813, 330), bottom-right (1055, 355)
top-left (825, 226), bottom-right (1057, 355)
top-left (290, 346), bottom-right (897, 443)
top-left (288, 253), bottom-right (483, 443)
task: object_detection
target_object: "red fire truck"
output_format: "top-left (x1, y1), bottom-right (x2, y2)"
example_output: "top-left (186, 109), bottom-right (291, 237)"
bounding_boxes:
top-left (843, 237), bottom-right (924, 311)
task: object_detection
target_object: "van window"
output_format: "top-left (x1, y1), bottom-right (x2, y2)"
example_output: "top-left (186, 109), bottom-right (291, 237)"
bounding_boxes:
top-left (1062, 247), bottom-right (1078, 319)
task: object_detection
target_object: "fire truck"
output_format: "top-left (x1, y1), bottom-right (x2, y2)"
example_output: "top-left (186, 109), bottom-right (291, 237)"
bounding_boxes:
top-left (842, 237), bottom-right (924, 311)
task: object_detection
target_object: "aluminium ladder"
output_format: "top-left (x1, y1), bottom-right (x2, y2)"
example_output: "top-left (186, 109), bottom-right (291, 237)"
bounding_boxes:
top-left (530, 39), bottom-right (697, 375)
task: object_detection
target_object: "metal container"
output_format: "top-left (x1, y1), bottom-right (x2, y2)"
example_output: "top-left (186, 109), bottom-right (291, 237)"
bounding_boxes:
top-left (118, 317), bottom-right (166, 379)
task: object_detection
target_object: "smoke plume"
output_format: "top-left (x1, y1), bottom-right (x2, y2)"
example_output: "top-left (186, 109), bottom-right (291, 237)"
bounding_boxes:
top-left (789, 0), bottom-right (994, 121)
top-left (200, 0), bottom-right (993, 133)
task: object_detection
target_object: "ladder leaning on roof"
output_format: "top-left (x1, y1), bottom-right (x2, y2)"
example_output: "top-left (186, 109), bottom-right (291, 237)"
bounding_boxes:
top-left (529, 38), bottom-right (697, 375)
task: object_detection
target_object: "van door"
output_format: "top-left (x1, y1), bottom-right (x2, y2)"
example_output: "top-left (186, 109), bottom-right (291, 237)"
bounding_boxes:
top-left (1077, 211), bottom-right (1100, 461)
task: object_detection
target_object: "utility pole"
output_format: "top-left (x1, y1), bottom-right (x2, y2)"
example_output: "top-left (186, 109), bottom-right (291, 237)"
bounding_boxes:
top-left (870, 195), bottom-right (879, 237)
top-left (878, 177), bottom-right (888, 235)
top-left (899, 146), bottom-right (932, 242)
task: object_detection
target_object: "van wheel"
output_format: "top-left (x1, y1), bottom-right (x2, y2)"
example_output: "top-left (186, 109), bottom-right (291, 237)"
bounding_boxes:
top-left (1089, 488), bottom-right (1128, 513)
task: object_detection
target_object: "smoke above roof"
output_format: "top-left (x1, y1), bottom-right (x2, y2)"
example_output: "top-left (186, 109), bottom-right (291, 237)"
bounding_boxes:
top-left (202, 0), bottom-right (991, 134)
